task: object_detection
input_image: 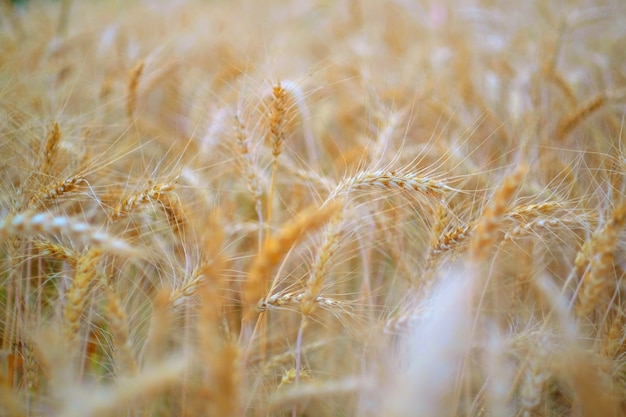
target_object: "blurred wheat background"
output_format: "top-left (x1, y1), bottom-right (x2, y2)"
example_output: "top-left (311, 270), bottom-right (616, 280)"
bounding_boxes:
top-left (1, 0), bottom-right (626, 416)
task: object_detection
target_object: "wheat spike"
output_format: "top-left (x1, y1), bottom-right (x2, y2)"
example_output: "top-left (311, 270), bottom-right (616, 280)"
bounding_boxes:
top-left (0, 211), bottom-right (137, 256)
top-left (266, 81), bottom-right (290, 240)
top-left (103, 284), bottom-right (137, 377)
top-left (258, 291), bottom-right (349, 314)
top-left (555, 92), bottom-right (607, 140)
top-left (63, 249), bottom-right (102, 344)
top-left (577, 203), bottom-right (626, 316)
top-left (111, 180), bottom-right (176, 220)
top-left (41, 122), bottom-right (61, 175)
top-left (331, 170), bottom-right (453, 201)
top-left (244, 200), bottom-right (344, 313)
top-left (470, 165), bottom-right (527, 261)
top-left (520, 339), bottom-right (550, 417)
top-left (28, 175), bottom-right (87, 209)
top-left (126, 60), bottom-right (145, 119)
top-left (34, 240), bottom-right (79, 265)
top-left (300, 213), bottom-right (343, 317)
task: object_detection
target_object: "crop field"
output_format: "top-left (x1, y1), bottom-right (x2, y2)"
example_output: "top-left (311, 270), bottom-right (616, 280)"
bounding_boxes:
top-left (1, 0), bottom-right (625, 416)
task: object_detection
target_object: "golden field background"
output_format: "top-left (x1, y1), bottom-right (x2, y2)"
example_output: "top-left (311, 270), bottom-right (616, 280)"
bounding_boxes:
top-left (1, 0), bottom-right (626, 415)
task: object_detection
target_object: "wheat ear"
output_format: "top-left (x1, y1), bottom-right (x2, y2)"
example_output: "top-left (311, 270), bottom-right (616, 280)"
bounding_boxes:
top-left (601, 306), bottom-right (626, 363)
top-left (27, 175), bottom-right (87, 209)
top-left (331, 170), bottom-right (453, 201)
top-left (111, 180), bottom-right (176, 220)
top-left (470, 165), bottom-right (527, 261)
top-left (0, 211), bottom-right (137, 256)
top-left (103, 284), bottom-right (137, 377)
top-left (126, 60), bottom-right (145, 120)
top-left (299, 213), bottom-right (343, 317)
top-left (520, 339), bottom-right (550, 417)
top-left (257, 291), bottom-right (349, 314)
top-left (243, 200), bottom-right (344, 313)
top-left (34, 240), bottom-right (79, 265)
top-left (63, 249), bottom-right (102, 344)
top-left (41, 122), bottom-right (61, 175)
top-left (555, 92), bottom-right (607, 140)
top-left (576, 203), bottom-right (626, 316)
top-left (266, 81), bottom-right (289, 240)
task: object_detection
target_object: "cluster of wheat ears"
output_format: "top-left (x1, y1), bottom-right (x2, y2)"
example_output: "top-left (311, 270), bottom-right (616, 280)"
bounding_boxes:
top-left (1, 0), bottom-right (626, 416)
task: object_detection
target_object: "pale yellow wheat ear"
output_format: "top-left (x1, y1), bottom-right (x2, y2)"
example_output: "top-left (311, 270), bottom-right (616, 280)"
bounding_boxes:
top-left (41, 122), bottom-right (61, 175)
top-left (576, 202), bottom-right (626, 317)
top-left (330, 170), bottom-right (455, 202)
top-left (63, 248), bottom-right (102, 345)
top-left (110, 180), bottom-right (177, 220)
top-left (243, 199), bottom-right (344, 314)
top-left (102, 284), bottom-right (137, 377)
top-left (0, 211), bottom-right (138, 256)
top-left (299, 211), bottom-right (344, 318)
top-left (555, 92), bottom-right (608, 141)
top-left (27, 175), bottom-right (87, 210)
top-left (126, 59), bottom-right (145, 120)
top-left (234, 112), bottom-right (265, 251)
top-left (470, 164), bottom-right (528, 261)
top-left (195, 210), bottom-right (242, 416)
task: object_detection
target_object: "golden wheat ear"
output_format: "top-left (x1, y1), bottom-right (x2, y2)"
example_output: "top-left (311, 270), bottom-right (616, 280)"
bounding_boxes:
top-left (126, 59), bottom-right (145, 121)
top-left (243, 199), bottom-right (344, 314)
top-left (576, 202), bottom-right (626, 317)
top-left (470, 164), bottom-right (528, 261)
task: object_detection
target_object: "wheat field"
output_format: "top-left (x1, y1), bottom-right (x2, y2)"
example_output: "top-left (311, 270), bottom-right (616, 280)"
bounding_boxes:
top-left (1, 0), bottom-right (626, 416)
